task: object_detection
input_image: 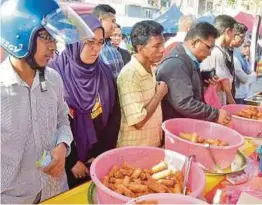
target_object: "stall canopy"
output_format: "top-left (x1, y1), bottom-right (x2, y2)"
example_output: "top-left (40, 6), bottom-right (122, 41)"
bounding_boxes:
top-left (154, 4), bottom-right (183, 34)
top-left (122, 27), bottom-right (132, 35)
top-left (197, 12), bottom-right (216, 24)
top-left (234, 12), bottom-right (262, 36)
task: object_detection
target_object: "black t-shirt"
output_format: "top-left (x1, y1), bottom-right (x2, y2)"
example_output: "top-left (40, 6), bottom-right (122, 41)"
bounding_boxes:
top-left (118, 47), bottom-right (131, 65)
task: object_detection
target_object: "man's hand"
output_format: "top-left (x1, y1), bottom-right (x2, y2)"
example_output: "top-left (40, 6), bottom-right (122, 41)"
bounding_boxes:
top-left (71, 161), bottom-right (89, 179)
top-left (42, 143), bottom-right (67, 178)
top-left (156, 81), bottom-right (168, 99)
top-left (217, 109), bottom-right (232, 125)
top-left (204, 76), bottom-right (219, 86)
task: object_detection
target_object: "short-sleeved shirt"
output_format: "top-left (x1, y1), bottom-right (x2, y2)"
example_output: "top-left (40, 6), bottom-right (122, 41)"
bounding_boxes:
top-left (117, 56), bottom-right (162, 147)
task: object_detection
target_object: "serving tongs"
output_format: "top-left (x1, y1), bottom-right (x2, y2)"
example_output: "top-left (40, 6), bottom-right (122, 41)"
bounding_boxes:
top-left (182, 155), bottom-right (194, 195)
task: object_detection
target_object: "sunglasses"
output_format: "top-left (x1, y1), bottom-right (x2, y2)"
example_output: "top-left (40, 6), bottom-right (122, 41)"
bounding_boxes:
top-left (197, 39), bottom-right (214, 50)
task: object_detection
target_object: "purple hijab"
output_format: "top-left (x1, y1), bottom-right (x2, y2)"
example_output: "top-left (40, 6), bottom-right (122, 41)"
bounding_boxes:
top-left (49, 14), bottom-right (115, 162)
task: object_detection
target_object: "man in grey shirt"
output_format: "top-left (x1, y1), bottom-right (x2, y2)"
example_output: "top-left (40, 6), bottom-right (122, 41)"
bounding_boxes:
top-left (0, 0), bottom-right (92, 203)
top-left (157, 22), bottom-right (232, 125)
top-left (201, 15), bottom-right (237, 105)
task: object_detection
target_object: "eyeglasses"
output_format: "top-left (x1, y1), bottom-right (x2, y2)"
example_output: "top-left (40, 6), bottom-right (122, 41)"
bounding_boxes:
top-left (198, 39), bottom-right (214, 50)
top-left (83, 39), bottom-right (104, 48)
top-left (235, 34), bottom-right (245, 39)
top-left (38, 33), bottom-right (57, 43)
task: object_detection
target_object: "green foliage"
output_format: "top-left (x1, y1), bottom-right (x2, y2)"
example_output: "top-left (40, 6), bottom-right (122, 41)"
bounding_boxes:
top-left (227, 0), bottom-right (237, 5)
top-left (161, 0), bottom-right (169, 7)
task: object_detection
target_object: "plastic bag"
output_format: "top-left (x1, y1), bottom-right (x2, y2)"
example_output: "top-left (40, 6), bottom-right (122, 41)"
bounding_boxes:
top-left (204, 84), bottom-right (222, 109)
top-left (219, 176), bottom-right (262, 204)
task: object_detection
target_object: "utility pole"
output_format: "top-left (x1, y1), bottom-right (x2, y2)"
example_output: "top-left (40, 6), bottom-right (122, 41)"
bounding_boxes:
top-left (205, 0), bottom-right (208, 13)
top-left (178, 0), bottom-right (183, 9)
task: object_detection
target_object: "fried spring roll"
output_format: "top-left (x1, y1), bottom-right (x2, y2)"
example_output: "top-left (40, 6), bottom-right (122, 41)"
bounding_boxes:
top-left (114, 170), bottom-right (124, 178)
top-left (158, 179), bottom-right (174, 187)
top-left (151, 161), bottom-right (168, 173)
top-left (173, 183), bottom-right (182, 194)
top-left (145, 173), bottom-right (154, 181)
top-left (136, 200), bottom-right (159, 204)
top-left (108, 183), bottom-right (116, 191)
top-left (123, 176), bottom-right (130, 186)
top-left (131, 169), bottom-right (142, 179)
top-left (128, 184), bottom-right (148, 193)
top-left (115, 184), bottom-right (134, 197)
top-left (115, 188), bottom-right (124, 195)
top-left (132, 178), bottom-right (142, 184)
top-left (120, 168), bottom-right (133, 176)
top-left (122, 162), bottom-right (135, 170)
top-left (147, 181), bottom-right (166, 193)
top-left (108, 165), bottom-right (119, 178)
top-left (109, 177), bottom-right (116, 183)
top-left (115, 179), bottom-right (124, 184)
top-left (140, 172), bottom-right (146, 180)
top-left (158, 183), bottom-right (172, 193)
top-left (152, 169), bottom-right (171, 180)
top-left (102, 176), bottom-right (109, 187)
top-left (143, 169), bottom-right (154, 175)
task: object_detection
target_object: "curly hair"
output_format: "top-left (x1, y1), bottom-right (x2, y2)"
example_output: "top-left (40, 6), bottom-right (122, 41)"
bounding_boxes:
top-left (130, 20), bottom-right (164, 52)
top-left (234, 23), bottom-right (248, 35)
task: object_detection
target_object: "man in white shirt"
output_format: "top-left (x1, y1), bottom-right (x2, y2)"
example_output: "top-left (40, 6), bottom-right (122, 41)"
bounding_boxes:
top-left (201, 15), bottom-right (237, 105)
top-left (0, 0), bottom-right (92, 203)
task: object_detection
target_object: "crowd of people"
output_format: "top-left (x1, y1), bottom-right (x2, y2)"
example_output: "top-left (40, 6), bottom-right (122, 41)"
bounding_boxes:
top-left (0, 0), bottom-right (260, 203)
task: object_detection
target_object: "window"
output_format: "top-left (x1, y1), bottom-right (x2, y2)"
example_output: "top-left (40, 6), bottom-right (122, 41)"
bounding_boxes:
top-left (145, 9), bottom-right (153, 18)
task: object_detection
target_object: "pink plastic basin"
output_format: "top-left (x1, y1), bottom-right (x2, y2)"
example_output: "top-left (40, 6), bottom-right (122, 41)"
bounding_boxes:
top-left (126, 193), bottom-right (207, 204)
top-left (163, 118), bottom-right (244, 170)
top-left (222, 104), bottom-right (262, 137)
top-left (90, 146), bottom-right (205, 204)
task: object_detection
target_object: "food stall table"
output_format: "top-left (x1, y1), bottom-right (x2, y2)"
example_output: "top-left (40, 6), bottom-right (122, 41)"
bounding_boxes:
top-left (41, 139), bottom-right (257, 204)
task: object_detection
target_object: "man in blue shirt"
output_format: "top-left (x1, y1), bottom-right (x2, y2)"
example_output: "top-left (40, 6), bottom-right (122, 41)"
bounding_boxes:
top-left (93, 4), bottom-right (124, 79)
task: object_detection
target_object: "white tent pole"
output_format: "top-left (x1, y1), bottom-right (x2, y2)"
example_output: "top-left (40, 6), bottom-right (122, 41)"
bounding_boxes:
top-left (250, 15), bottom-right (261, 72)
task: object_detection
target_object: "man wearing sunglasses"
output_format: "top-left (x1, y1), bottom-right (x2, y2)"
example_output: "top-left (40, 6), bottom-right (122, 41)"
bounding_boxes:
top-left (201, 15), bottom-right (237, 106)
top-left (157, 22), bottom-right (231, 125)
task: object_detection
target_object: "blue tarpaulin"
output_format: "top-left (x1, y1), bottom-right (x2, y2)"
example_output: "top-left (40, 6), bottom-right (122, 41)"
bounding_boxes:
top-left (155, 5), bottom-right (183, 34)
top-left (122, 27), bottom-right (132, 35)
top-left (197, 13), bottom-right (216, 24)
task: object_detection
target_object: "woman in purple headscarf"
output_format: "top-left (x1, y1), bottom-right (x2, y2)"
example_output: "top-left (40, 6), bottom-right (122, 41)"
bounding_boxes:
top-left (48, 14), bottom-right (121, 188)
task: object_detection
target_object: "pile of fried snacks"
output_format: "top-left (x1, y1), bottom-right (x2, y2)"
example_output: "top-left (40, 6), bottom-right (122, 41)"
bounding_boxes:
top-left (179, 132), bottom-right (229, 146)
top-left (236, 106), bottom-right (262, 120)
top-left (102, 161), bottom-right (188, 198)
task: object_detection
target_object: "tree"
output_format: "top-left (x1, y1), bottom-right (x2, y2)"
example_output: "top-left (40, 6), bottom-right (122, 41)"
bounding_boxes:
top-left (161, 0), bottom-right (169, 8)
top-left (227, 0), bottom-right (237, 5)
